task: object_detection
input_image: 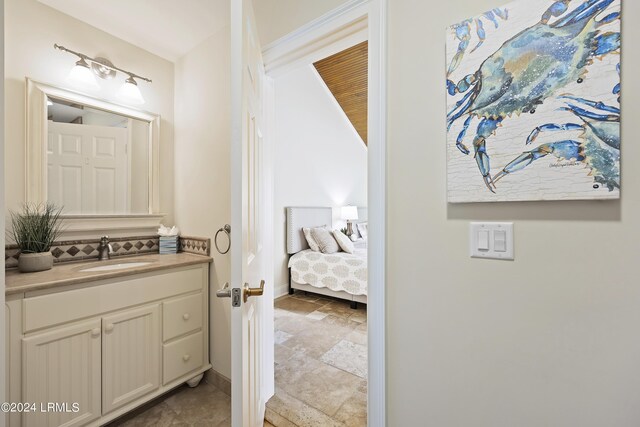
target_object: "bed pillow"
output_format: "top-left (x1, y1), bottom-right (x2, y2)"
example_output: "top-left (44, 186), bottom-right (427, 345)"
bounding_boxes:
top-left (356, 222), bottom-right (368, 239)
top-left (311, 227), bottom-right (341, 254)
top-left (333, 230), bottom-right (355, 254)
top-left (302, 227), bottom-right (322, 252)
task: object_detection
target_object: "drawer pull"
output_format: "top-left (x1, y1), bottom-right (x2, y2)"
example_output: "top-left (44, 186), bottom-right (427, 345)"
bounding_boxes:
top-left (105, 323), bottom-right (115, 333)
top-left (183, 354), bottom-right (191, 362)
top-left (91, 328), bottom-right (101, 337)
top-left (183, 313), bottom-right (190, 321)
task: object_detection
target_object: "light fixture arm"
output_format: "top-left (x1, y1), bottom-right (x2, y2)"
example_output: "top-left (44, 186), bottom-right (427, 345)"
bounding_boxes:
top-left (54, 43), bottom-right (152, 83)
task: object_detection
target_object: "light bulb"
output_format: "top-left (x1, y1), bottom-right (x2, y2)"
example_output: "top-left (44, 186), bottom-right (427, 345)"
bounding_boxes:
top-left (67, 58), bottom-right (100, 91)
top-left (117, 76), bottom-right (145, 105)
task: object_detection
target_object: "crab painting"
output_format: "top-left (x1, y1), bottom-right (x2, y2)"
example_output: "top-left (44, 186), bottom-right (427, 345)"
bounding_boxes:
top-left (493, 94), bottom-right (620, 190)
top-left (445, 0), bottom-right (621, 202)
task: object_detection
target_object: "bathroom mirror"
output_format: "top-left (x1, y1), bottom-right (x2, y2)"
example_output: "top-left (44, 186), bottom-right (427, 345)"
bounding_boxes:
top-left (26, 79), bottom-right (162, 230)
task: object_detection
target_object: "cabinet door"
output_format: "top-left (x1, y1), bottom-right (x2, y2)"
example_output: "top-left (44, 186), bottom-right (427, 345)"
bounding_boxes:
top-left (22, 319), bottom-right (102, 427)
top-left (102, 304), bottom-right (160, 413)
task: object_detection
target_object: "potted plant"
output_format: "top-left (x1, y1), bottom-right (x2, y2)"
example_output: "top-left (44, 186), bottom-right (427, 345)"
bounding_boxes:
top-left (9, 203), bottom-right (64, 273)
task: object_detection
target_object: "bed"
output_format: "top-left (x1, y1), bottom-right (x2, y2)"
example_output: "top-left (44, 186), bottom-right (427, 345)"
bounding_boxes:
top-left (286, 206), bottom-right (367, 307)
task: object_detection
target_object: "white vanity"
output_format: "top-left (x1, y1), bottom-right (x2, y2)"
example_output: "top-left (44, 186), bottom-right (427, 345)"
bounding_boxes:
top-left (4, 253), bottom-right (212, 427)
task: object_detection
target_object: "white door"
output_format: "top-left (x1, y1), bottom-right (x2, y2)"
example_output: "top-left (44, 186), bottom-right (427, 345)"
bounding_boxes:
top-left (47, 121), bottom-right (128, 214)
top-left (229, 0), bottom-right (274, 425)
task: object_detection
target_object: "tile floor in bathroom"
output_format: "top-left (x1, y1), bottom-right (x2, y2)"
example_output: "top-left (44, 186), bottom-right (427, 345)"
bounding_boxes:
top-left (107, 290), bottom-right (367, 427)
top-left (106, 380), bottom-right (232, 426)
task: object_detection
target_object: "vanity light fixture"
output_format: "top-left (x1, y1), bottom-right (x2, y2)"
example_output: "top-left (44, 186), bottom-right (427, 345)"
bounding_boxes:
top-left (67, 57), bottom-right (100, 91)
top-left (54, 43), bottom-right (152, 104)
top-left (116, 76), bottom-right (145, 105)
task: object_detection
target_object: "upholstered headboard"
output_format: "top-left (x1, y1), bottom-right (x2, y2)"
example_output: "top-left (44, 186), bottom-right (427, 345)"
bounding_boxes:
top-left (286, 206), bottom-right (369, 254)
top-left (286, 207), bottom-right (333, 254)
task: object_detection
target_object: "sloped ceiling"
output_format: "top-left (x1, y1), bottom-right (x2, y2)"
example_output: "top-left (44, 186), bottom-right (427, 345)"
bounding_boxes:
top-left (313, 41), bottom-right (368, 145)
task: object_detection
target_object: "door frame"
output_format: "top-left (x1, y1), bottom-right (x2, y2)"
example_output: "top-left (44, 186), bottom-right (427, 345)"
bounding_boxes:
top-left (262, 0), bottom-right (387, 424)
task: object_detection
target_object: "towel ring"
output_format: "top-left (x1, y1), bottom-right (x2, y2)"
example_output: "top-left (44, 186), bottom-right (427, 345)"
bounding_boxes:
top-left (215, 224), bottom-right (231, 254)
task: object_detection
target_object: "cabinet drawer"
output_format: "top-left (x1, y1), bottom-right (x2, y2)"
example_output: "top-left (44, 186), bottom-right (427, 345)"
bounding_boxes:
top-left (163, 293), bottom-right (203, 341)
top-left (163, 331), bottom-right (204, 384)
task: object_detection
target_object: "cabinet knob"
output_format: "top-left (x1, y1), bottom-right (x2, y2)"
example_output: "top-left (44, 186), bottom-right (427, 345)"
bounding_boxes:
top-left (183, 354), bottom-right (191, 362)
top-left (183, 313), bottom-right (190, 321)
top-left (91, 328), bottom-right (101, 337)
top-left (105, 323), bottom-right (115, 333)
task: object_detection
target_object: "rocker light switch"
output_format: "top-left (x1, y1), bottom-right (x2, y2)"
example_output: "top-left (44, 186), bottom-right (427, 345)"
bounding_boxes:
top-left (478, 230), bottom-right (490, 251)
top-left (469, 222), bottom-right (514, 260)
top-left (494, 230), bottom-right (507, 252)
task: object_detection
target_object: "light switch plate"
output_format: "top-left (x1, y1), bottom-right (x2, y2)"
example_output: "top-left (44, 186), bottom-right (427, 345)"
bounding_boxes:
top-left (469, 222), bottom-right (514, 260)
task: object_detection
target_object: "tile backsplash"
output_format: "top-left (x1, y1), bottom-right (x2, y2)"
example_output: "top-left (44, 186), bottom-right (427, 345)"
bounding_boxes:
top-left (179, 235), bottom-right (211, 257)
top-left (5, 235), bottom-right (211, 269)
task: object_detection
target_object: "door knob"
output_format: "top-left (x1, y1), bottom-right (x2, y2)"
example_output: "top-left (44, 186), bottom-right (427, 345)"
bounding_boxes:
top-left (105, 323), bottom-right (114, 333)
top-left (243, 280), bottom-right (265, 303)
top-left (216, 282), bottom-right (231, 298)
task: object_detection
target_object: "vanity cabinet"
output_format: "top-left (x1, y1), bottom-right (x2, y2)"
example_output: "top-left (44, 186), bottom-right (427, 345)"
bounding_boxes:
top-left (5, 260), bottom-right (211, 427)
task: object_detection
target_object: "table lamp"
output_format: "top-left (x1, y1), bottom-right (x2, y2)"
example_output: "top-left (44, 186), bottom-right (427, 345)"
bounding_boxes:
top-left (341, 206), bottom-right (359, 238)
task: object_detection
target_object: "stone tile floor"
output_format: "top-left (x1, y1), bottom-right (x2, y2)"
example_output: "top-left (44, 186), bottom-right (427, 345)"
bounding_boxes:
top-left (106, 381), bottom-right (231, 426)
top-left (266, 291), bottom-right (367, 427)
top-left (106, 290), bottom-right (366, 427)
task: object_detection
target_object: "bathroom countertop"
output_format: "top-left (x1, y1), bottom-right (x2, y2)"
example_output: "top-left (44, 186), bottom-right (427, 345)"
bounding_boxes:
top-left (5, 252), bottom-right (213, 296)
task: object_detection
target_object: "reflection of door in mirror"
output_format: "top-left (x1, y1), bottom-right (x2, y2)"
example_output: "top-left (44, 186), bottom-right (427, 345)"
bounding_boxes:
top-left (46, 97), bottom-right (149, 214)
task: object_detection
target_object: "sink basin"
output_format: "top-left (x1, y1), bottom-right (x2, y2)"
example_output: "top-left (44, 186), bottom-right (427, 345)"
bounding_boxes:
top-left (79, 262), bottom-right (152, 272)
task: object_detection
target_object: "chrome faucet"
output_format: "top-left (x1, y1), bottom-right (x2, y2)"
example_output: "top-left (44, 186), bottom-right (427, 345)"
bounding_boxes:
top-left (98, 236), bottom-right (113, 261)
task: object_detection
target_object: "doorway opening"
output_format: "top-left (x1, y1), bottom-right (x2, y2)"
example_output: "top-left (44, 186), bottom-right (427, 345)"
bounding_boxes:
top-left (263, 11), bottom-right (372, 426)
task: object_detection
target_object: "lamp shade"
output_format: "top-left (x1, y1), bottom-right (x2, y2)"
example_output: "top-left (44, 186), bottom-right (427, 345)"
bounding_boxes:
top-left (341, 206), bottom-right (358, 221)
top-left (67, 58), bottom-right (99, 91)
top-left (117, 76), bottom-right (145, 105)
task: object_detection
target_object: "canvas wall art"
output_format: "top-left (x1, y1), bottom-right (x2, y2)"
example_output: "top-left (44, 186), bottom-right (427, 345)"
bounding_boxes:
top-left (446, 0), bottom-right (621, 203)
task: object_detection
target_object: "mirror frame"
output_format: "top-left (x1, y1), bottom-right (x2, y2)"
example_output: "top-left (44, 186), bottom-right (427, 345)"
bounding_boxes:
top-left (26, 78), bottom-right (163, 233)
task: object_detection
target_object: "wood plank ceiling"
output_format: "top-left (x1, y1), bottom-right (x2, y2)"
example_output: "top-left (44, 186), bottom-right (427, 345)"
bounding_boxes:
top-left (313, 41), bottom-right (368, 146)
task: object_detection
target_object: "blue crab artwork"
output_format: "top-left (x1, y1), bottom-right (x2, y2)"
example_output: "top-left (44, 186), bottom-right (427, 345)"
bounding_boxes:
top-left (492, 94), bottom-right (620, 190)
top-left (445, 0), bottom-right (621, 202)
top-left (447, 7), bottom-right (509, 76)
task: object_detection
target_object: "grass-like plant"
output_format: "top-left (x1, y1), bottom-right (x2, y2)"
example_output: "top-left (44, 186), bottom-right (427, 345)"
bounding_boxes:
top-left (9, 203), bottom-right (64, 253)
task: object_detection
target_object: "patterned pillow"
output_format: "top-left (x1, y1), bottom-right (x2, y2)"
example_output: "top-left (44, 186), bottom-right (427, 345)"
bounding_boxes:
top-left (311, 227), bottom-right (340, 254)
top-left (302, 227), bottom-right (321, 251)
top-left (332, 230), bottom-right (355, 254)
top-left (356, 222), bottom-right (368, 239)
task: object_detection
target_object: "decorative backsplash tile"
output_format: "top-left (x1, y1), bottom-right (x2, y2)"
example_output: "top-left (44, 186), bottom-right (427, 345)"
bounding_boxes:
top-left (5, 234), bottom-right (211, 269)
top-left (179, 236), bottom-right (211, 257)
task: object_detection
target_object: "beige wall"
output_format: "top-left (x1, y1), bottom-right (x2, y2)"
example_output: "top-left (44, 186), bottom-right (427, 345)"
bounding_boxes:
top-left (252, 0), bottom-right (350, 46)
top-left (387, 0), bottom-right (639, 426)
top-left (174, 29), bottom-right (232, 379)
top-left (4, 0), bottom-right (175, 223)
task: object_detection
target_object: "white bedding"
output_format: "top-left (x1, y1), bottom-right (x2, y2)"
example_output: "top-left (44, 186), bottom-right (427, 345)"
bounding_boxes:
top-left (288, 249), bottom-right (367, 296)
